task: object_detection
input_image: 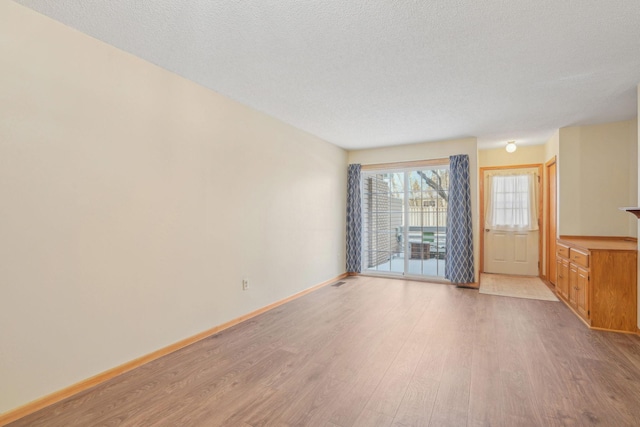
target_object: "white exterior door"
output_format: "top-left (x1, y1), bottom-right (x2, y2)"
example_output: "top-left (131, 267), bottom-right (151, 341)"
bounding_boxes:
top-left (483, 167), bottom-right (540, 276)
top-left (484, 229), bottom-right (538, 275)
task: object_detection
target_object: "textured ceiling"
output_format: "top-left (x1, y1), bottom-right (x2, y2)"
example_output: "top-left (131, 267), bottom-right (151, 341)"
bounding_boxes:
top-left (13, 0), bottom-right (640, 149)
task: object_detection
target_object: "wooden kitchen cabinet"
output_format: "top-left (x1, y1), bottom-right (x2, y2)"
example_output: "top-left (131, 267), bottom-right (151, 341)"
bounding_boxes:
top-left (576, 266), bottom-right (589, 320)
top-left (555, 243), bottom-right (570, 300)
top-left (568, 263), bottom-right (579, 308)
top-left (556, 237), bottom-right (637, 333)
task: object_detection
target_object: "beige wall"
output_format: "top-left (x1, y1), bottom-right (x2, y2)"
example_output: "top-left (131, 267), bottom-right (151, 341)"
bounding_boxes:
top-left (0, 2), bottom-right (347, 413)
top-left (348, 137), bottom-right (480, 282)
top-left (478, 144), bottom-right (546, 167)
top-left (637, 83), bottom-right (640, 329)
top-left (558, 120), bottom-right (638, 237)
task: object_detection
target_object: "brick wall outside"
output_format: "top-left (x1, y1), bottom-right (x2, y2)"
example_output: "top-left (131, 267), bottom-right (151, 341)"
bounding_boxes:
top-left (364, 176), bottom-right (403, 268)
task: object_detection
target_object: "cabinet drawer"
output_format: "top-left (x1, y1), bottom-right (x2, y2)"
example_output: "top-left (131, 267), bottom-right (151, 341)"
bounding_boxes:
top-left (557, 242), bottom-right (570, 258)
top-left (570, 248), bottom-right (589, 268)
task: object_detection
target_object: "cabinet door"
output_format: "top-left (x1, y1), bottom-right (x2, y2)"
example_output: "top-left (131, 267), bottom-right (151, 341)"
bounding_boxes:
top-left (576, 266), bottom-right (589, 319)
top-left (556, 257), bottom-right (569, 300)
top-left (569, 263), bottom-right (578, 308)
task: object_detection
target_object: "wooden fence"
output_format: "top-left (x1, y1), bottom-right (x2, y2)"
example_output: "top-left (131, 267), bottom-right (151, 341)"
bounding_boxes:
top-left (408, 207), bottom-right (447, 227)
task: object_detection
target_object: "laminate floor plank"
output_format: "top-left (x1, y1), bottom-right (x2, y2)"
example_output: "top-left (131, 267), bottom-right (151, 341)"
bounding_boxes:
top-left (249, 339), bottom-right (350, 425)
top-left (8, 276), bottom-right (640, 427)
top-left (390, 375), bottom-right (440, 427)
top-left (272, 371), bottom-right (347, 426)
top-left (495, 297), bottom-right (545, 426)
top-left (512, 309), bottom-right (579, 425)
top-left (305, 284), bottom-right (409, 370)
top-left (538, 308), bottom-right (636, 425)
top-left (578, 357), bottom-right (640, 425)
top-left (352, 409), bottom-right (394, 427)
top-left (468, 295), bottom-right (504, 427)
top-left (327, 290), bottom-right (428, 426)
top-left (426, 291), bottom-right (476, 427)
top-left (363, 300), bottom-right (435, 417)
top-left (603, 332), bottom-right (640, 372)
top-left (392, 296), bottom-right (454, 426)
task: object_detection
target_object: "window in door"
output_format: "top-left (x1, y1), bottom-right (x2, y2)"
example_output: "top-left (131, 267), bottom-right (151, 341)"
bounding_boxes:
top-left (485, 173), bottom-right (538, 231)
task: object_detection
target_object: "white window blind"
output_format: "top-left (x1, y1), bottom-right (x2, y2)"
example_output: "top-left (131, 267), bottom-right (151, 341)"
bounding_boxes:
top-left (485, 172), bottom-right (538, 231)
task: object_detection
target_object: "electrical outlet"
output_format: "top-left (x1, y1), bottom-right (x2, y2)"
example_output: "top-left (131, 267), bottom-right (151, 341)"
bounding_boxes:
top-left (242, 279), bottom-right (249, 290)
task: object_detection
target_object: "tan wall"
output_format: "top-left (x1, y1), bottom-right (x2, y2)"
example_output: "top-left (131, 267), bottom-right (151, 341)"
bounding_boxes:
top-left (558, 120), bottom-right (638, 237)
top-left (348, 137), bottom-right (480, 281)
top-left (0, 2), bottom-right (347, 413)
top-left (478, 144), bottom-right (546, 167)
top-left (545, 130), bottom-right (560, 165)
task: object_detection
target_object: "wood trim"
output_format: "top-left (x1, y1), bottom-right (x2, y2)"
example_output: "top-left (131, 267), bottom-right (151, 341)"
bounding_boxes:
top-left (479, 170), bottom-right (484, 274)
top-left (544, 156), bottom-right (557, 284)
top-left (358, 272), bottom-right (478, 289)
top-left (620, 207), bottom-right (640, 219)
top-left (456, 282), bottom-right (480, 289)
top-left (559, 235), bottom-right (637, 243)
top-left (558, 237), bottom-right (637, 252)
top-left (540, 276), bottom-right (555, 291)
top-left (590, 326), bottom-right (640, 335)
top-left (479, 164), bottom-right (544, 276)
top-left (557, 294), bottom-right (593, 329)
top-left (361, 158), bottom-right (449, 171)
top-left (0, 273), bottom-right (348, 426)
top-left (480, 163), bottom-right (543, 172)
top-left (358, 273), bottom-right (450, 285)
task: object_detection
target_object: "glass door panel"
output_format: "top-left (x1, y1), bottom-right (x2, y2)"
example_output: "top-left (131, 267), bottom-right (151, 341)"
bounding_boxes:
top-left (362, 165), bottom-right (449, 279)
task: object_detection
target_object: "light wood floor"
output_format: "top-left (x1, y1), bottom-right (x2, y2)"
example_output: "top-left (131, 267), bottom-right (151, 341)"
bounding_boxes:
top-left (9, 276), bottom-right (640, 426)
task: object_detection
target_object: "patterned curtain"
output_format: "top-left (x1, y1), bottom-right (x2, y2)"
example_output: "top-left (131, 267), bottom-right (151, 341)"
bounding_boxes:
top-left (445, 155), bottom-right (475, 284)
top-left (346, 164), bottom-right (362, 273)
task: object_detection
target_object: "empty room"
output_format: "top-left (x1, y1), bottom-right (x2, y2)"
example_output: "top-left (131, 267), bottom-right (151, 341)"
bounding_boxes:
top-left (2, 1), bottom-right (640, 426)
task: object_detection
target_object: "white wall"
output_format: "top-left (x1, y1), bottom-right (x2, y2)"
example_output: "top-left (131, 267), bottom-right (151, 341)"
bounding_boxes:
top-left (348, 137), bottom-right (480, 282)
top-left (0, 2), bottom-right (347, 413)
top-left (558, 120), bottom-right (638, 237)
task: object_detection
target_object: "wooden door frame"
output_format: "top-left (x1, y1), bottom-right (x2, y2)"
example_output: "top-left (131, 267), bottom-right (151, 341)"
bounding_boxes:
top-left (479, 163), bottom-right (544, 276)
top-left (545, 156), bottom-right (557, 283)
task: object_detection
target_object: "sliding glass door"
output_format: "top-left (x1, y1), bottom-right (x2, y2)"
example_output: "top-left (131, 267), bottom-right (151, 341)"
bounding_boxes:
top-left (362, 164), bottom-right (449, 279)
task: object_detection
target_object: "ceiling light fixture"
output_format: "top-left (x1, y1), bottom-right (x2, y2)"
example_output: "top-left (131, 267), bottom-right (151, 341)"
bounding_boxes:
top-left (505, 141), bottom-right (517, 153)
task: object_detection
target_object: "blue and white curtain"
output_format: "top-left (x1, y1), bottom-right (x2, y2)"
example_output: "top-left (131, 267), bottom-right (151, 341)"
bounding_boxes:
top-left (346, 164), bottom-right (362, 273)
top-left (445, 155), bottom-right (475, 284)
